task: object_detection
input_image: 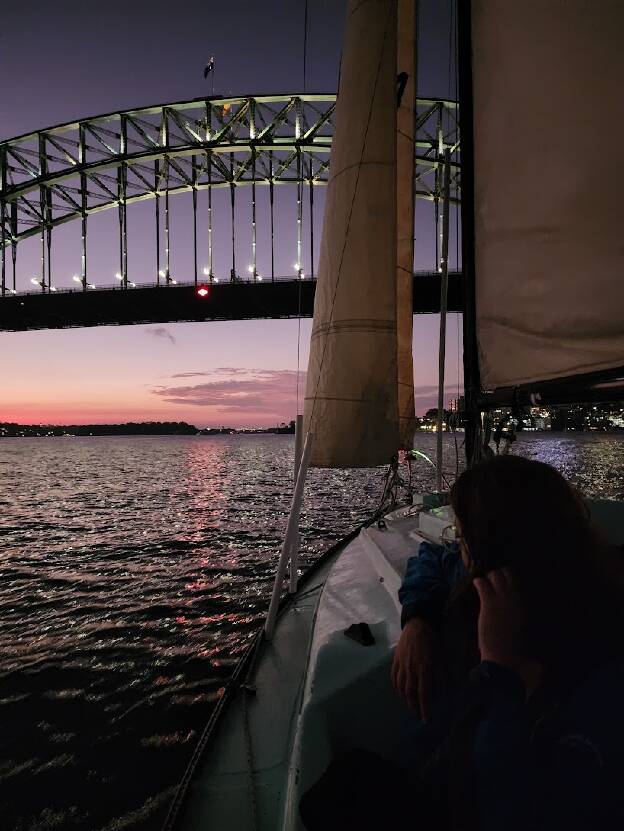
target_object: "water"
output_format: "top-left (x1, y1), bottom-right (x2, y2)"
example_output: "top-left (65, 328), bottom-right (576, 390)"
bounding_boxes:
top-left (0, 432), bottom-right (622, 830)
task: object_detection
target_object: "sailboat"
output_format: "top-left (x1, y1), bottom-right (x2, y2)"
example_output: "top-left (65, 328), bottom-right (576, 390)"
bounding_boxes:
top-left (163, 1), bottom-right (624, 828)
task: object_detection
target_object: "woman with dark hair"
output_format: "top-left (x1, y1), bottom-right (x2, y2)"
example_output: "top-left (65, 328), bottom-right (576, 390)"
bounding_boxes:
top-left (393, 454), bottom-right (624, 830)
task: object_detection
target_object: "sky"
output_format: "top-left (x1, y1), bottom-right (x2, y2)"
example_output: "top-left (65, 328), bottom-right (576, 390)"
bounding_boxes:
top-left (1, 0), bottom-right (462, 427)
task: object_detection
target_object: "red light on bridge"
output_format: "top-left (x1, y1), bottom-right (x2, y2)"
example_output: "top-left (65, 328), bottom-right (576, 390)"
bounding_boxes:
top-left (196, 285), bottom-right (210, 298)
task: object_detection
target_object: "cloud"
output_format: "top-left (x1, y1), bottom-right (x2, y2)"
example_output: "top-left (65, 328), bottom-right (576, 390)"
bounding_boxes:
top-left (151, 368), bottom-right (306, 416)
top-left (152, 368), bottom-right (462, 420)
top-left (147, 327), bottom-right (176, 345)
top-left (414, 383), bottom-right (463, 414)
top-left (169, 367), bottom-right (249, 379)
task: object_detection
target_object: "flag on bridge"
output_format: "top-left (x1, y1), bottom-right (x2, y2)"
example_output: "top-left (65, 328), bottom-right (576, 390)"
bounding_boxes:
top-left (203, 56), bottom-right (215, 78)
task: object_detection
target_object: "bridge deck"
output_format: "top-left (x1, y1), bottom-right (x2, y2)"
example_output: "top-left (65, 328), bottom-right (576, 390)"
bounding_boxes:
top-left (0, 274), bottom-right (462, 332)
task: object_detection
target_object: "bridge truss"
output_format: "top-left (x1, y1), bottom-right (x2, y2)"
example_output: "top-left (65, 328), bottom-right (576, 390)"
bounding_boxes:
top-left (0, 94), bottom-right (459, 296)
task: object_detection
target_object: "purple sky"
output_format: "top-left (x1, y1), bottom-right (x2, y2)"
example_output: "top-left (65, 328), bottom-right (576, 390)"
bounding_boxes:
top-left (1, 0), bottom-right (462, 427)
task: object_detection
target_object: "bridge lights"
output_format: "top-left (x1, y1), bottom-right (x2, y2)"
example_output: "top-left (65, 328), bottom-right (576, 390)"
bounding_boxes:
top-left (248, 265), bottom-right (262, 281)
top-left (196, 285), bottom-right (210, 298)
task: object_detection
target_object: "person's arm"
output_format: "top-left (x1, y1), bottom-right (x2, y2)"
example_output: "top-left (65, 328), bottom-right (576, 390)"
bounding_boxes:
top-left (398, 540), bottom-right (464, 628)
top-left (470, 662), bottom-right (534, 831)
top-left (392, 541), bottom-right (464, 717)
top-left (471, 570), bottom-right (622, 831)
top-left (472, 661), bottom-right (621, 831)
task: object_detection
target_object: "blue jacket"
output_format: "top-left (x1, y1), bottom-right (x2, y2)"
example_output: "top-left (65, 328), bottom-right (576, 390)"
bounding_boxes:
top-left (398, 540), bottom-right (465, 629)
top-left (398, 541), bottom-right (624, 830)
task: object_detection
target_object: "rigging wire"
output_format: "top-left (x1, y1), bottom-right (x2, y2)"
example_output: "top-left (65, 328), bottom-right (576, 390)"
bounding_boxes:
top-left (303, 0), bottom-right (309, 92)
top-left (295, 0), bottom-right (310, 416)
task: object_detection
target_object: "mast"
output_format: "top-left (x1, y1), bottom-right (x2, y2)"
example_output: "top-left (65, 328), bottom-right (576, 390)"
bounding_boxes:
top-left (396, 0), bottom-right (418, 449)
top-left (457, 0), bottom-right (481, 466)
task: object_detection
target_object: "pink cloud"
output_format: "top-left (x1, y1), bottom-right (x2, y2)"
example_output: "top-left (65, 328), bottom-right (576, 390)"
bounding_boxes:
top-left (151, 368), bottom-right (307, 421)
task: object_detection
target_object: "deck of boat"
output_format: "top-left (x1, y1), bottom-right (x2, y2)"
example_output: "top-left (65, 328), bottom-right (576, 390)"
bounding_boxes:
top-left (166, 509), bottom-right (422, 830)
top-left (166, 498), bottom-right (624, 831)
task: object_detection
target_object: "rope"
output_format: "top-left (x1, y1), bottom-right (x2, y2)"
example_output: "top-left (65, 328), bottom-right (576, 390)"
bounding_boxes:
top-left (307, 1), bottom-right (395, 428)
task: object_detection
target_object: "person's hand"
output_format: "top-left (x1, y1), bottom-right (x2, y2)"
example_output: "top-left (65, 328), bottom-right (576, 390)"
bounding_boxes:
top-left (473, 568), bottom-right (542, 695)
top-left (473, 568), bottom-right (525, 666)
top-left (391, 617), bottom-right (436, 721)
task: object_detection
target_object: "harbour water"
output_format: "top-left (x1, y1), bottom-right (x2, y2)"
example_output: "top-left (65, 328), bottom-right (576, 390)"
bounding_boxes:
top-left (0, 432), bottom-right (622, 830)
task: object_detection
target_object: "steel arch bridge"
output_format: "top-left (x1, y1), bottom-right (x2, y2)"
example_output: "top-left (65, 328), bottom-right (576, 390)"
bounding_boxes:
top-left (0, 93), bottom-right (460, 328)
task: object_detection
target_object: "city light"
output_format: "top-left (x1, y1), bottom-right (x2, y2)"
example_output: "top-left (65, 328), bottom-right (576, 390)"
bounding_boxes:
top-left (171, 279), bottom-right (177, 285)
top-left (257, 275), bottom-right (263, 281)
top-left (159, 269), bottom-right (166, 278)
top-left (214, 277), bottom-right (219, 283)
top-left (202, 267), bottom-right (210, 276)
top-left (247, 265), bottom-right (254, 273)
top-left (72, 275), bottom-right (82, 284)
top-left (115, 272), bottom-right (123, 281)
top-left (129, 281), bottom-right (136, 288)
top-left (50, 286), bottom-right (57, 292)
top-left (30, 277), bottom-right (40, 286)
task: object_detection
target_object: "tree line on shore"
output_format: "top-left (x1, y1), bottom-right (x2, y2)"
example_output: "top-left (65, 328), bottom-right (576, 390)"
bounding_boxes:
top-left (0, 420), bottom-right (297, 437)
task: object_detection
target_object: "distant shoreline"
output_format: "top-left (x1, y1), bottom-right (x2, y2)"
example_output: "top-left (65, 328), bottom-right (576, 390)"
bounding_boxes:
top-left (0, 421), bottom-right (296, 438)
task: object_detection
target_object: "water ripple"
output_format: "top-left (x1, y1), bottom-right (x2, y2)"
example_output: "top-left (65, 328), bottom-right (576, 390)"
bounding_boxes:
top-left (0, 432), bottom-right (621, 829)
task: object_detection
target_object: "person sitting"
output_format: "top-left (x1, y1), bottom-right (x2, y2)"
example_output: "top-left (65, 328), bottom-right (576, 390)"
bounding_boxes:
top-left (392, 454), bottom-right (624, 830)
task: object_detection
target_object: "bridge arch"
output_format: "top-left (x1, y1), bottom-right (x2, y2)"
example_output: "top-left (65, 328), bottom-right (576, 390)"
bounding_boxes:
top-left (0, 94), bottom-right (459, 294)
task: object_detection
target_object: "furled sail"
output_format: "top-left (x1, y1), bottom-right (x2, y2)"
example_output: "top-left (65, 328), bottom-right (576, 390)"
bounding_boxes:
top-left (304, 0), bottom-right (415, 467)
top-left (468, 0), bottom-right (624, 392)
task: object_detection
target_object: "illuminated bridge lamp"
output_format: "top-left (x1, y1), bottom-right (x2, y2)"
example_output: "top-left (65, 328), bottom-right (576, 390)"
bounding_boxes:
top-left (196, 285), bottom-right (210, 298)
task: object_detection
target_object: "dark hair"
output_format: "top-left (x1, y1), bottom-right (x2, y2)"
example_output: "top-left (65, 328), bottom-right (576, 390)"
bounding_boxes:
top-left (449, 455), bottom-right (624, 670)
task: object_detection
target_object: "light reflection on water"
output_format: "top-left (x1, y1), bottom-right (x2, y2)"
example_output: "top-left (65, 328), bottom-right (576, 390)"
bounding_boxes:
top-left (0, 432), bottom-right (622, 829)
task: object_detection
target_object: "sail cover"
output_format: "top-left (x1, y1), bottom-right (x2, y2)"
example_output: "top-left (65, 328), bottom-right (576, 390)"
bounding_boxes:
top-left (470, 0), bottom-right (624, 390)
top-left (304, 0), bottom-right (414, 467)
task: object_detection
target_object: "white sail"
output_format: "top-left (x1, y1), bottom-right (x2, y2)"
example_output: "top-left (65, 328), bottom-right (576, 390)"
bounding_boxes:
top-left (304, 0), bottom-right (413, 468)
top-left (470, 0), bottom-right (624, 390)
